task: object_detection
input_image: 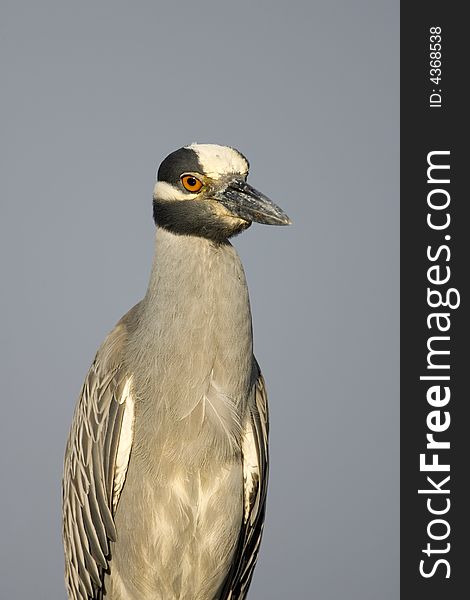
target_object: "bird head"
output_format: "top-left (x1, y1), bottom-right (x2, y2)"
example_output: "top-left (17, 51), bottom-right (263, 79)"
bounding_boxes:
top-left (153, 143), bottom-right (291, 242)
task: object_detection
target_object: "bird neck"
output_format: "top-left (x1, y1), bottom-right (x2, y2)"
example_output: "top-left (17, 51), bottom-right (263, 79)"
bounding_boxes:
top-left (141, 227), bottom-right (252, 339)
top-left (129, 226), bottom-right (254, 462)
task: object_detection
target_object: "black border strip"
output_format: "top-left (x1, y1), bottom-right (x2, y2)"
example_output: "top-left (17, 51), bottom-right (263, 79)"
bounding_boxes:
top-left (401, 4), bottom-right (468, 598)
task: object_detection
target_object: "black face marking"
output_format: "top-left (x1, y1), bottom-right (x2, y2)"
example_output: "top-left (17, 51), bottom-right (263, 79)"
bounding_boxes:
top-left (153, 199), bottom-right (251, 242)
top-left (157, 148), bottom-right (202, 184)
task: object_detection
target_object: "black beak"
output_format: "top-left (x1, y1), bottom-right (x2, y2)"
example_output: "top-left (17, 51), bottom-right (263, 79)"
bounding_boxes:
top-left (215, 179), bottom-right (291, 226)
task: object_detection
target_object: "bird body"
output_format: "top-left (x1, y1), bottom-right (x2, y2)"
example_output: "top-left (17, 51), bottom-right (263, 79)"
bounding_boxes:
top-left (63, 144), bottom-right (289, 600)
top-left (108, 230), bottom-right (253, 599)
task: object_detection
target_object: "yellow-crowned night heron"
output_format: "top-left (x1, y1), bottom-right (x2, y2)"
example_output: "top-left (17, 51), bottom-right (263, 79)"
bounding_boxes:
top-left (62, 144), bottom-right (291, 600)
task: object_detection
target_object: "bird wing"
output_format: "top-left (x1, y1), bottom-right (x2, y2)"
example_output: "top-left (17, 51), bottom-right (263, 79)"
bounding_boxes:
top-left (220, 362), bottom-right (269, 600)
top-left (62, 323), bottom-right (135, 600)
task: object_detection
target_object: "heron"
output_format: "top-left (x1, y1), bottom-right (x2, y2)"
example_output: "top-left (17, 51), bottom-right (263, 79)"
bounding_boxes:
top-left (62, 143), bottom-right (291, 599)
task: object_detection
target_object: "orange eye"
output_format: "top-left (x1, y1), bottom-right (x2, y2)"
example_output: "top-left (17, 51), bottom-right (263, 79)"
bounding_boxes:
top-left (181, 174), bottom-right (203, 193)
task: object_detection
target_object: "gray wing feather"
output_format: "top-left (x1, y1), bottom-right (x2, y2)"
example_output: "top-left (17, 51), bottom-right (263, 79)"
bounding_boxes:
top-left (220, 361), bottom-right (269, 600)
top-left (62, 351), bottom-right (133, 600)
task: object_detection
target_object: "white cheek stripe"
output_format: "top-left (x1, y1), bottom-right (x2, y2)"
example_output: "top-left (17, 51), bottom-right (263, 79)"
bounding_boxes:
top-left (153, 181), bottom-right (196, 202)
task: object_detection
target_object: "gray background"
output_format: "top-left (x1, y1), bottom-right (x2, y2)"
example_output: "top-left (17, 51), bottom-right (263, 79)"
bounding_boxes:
top-left (1, 1), bottom-right (399, 598)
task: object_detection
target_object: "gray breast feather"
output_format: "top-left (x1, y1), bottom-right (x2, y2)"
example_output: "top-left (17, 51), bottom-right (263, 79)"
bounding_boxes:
top-left (62, 332), bottom-right (268, 600)
top-left (62, 348), bottom-right (134, 600)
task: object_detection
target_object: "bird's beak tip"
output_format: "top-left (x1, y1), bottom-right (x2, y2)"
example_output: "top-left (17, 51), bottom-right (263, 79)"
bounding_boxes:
top-left (263, 208), bottom-right (292, 227)
top-left (269, 216), bottom-right (292, 226)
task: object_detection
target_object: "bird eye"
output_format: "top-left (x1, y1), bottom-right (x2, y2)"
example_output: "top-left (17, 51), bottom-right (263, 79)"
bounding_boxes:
top-left (181, 174), bottom-right (203, 193)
